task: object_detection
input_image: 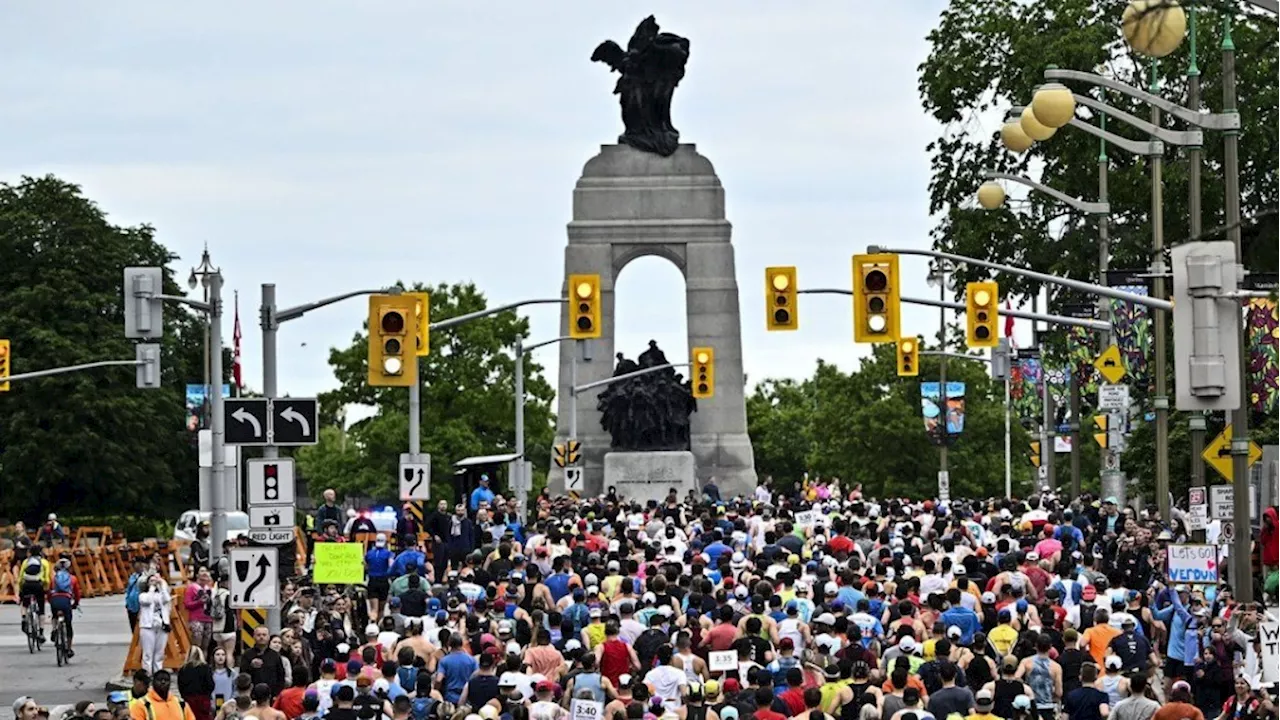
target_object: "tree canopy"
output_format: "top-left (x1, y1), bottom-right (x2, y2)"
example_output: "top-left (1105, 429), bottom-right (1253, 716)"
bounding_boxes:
top-left (747, 342), bottom-right (1036, 499)
top-left (0, 176), bottom-right (217, 522)
top-left (296, 283), bottom-right (556, 504)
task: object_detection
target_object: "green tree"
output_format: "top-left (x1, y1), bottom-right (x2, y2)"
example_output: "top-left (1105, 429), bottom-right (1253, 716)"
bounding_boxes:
top-left (0, 176), bottom-right (217, 522)
top-left (296, 283), bottom-right (555, 503)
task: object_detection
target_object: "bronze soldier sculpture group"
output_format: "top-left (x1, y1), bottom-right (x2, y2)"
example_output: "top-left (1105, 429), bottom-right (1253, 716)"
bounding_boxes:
top-left (597, 341), bottom-right (697, 451)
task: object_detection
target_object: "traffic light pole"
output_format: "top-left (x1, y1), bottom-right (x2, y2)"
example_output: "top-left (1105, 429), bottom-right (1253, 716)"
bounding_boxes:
top-left (260, 283), bottom-right (393, 633)
top-left (2, 358), bottom-right (149, 383)
top-left (1185, 10), bottom-right (1207, 539)
top-left (797, 289), bottom-right (1111, 331)
top-left (571, 361), bottom-right (689, 395)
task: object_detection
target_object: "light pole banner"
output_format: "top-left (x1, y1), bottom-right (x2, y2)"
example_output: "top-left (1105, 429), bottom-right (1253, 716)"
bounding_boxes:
top-left (185, 383), bottom-right (232, 432)
top-left (1109, 280), bottom-right (1152, 396)
top-left (921, 381), bottom-right (966, 442)
top-left (1010, 357), bottom-right (1041, 423)
top-left (1246, 298), bottom-right (1278, 415)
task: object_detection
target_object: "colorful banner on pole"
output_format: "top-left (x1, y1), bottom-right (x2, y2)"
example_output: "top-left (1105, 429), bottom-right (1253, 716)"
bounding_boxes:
top-left (921, 381), bottom-right (965, 443)
top-left (1109, 279), bottom-right (1151, 395)
top-left (1010, 356), bottom-right (1041, 422)
top-left (1247, 298), bottom-right (1278, 415)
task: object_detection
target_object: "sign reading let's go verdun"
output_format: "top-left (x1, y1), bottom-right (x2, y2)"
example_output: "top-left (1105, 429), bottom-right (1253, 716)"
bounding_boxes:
top-left (1166, 543), bottom-right (1220, 585)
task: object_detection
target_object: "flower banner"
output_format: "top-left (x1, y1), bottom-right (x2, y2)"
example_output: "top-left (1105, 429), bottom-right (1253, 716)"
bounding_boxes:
top-left (1247, 298), bottom-right (1278, 414)
top-left (1109, 282), bottom-right (1152, 395)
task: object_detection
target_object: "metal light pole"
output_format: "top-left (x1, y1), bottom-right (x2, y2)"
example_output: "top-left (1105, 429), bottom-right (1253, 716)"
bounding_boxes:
top-left (1186, 9), bottom-right (1207, 539)
top-left (1097, 101), bottom-right (1125, 506)
top-left (1148, 59), bottom-right (1172, 523)
top-left (189, 247), bottom-right (217, 513)
top-left (1221, 18), bottom-right (1252, 604)
top-left (513, 335), bottom-right (574, 515)
top-left (188, 253), bottom-right (227, 560)
top-left (928, 262), bottom-right (950, 491)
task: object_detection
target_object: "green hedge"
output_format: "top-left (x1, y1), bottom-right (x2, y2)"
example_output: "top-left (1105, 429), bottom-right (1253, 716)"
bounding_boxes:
top-left (58, 515), bottom-right (176, 542)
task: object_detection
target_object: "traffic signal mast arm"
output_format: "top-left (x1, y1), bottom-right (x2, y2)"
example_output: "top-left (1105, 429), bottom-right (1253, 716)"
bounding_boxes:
top-left (797, 288), bottom-right (1110, 331)
top-left (569, 362), bottom-right (689, 396)
top-left (271, 287), bottom-right (399, 326)
top-left (865, 246), bottom-right (1174, 312)
top-left (3, 357), bottom-right (148, 384)
top-left (428, 297), bottom-right (568, 332)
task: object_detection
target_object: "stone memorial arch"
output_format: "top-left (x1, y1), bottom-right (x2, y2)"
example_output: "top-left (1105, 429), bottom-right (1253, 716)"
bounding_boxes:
top-left (547, 143), bottom-right (758, 499)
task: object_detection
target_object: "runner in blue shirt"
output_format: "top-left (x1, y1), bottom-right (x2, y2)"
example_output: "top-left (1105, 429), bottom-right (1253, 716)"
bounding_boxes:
top-left (365, 533), bottom-right (395, 620)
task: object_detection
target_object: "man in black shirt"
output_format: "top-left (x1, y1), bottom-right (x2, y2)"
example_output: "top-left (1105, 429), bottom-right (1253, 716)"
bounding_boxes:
top-left (238, 625), bottom-right (286, 696)
top-left (1107, 617), bottom-right (1152, 673)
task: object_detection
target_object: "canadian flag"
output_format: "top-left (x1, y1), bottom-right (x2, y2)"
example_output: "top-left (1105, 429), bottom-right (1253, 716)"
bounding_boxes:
top-left (232, 291), bottom-right (243, 395)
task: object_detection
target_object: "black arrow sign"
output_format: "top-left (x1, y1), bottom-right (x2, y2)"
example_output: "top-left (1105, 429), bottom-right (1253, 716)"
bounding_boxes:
top-left (405, 467), bottom-right (425, 496)
top-left (243, 554), bottom-right (271, 602)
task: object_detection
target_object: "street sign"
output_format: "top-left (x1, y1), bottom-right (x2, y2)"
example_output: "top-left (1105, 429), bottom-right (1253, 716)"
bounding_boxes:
top-left (1210, 485), bottom-right (1234, 520)
top-left (1219, 520), bottom-right (1234, 545)
top-left (399, 453), bottom-right (432, 500)
top-left (1097, 384), bottom-right (1130, 411)
top-left (246, 458), bottom-right (296, 505)
top-left (1188, 487), bottom-right (1208, 531)
top-left (229, 547), bottom-right (279, 609)
top-left (1202, 424), bottom-right (1263, 482)
top-left (937, 470), bottom-right (950, 502)
top-left (247, 528), bottom-right (296, 545)
top-left (564, 467), bottom-right (584, 491)
top-left (249, 505), bottom-right (296, 532)
top-left (1094, 345), bottom-right (1127, 385)
top-left (271, 398), bottom-right (319, 445)
top-left (225, 398), bottom-right (270, 446)
top-left (1103, 452), bottom-right (1120, 471)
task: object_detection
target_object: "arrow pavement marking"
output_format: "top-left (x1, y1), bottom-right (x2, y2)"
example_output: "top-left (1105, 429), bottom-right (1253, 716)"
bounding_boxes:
top-left (232, 407), bottom-right (263, 437)
top-left (279, 406), bottom-right (311, 436)
top-left (242, 554), bottom-right (271, 603)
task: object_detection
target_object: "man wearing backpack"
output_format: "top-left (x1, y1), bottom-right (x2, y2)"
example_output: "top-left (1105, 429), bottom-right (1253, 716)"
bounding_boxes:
top-left (19, 551), bottom-right (51, 640)
top-left (49, 557), bottom-right (81, 657)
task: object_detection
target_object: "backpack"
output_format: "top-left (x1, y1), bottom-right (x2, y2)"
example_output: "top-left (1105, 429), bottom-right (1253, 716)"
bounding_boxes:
top-left (208, 588), bottom-right (227, 623)
top-left (53, 569), bottom-right (73, 594)
top-left (411, 697), bottom-right (437, 720)
top-left (23, 557), bottom-right (42, 578)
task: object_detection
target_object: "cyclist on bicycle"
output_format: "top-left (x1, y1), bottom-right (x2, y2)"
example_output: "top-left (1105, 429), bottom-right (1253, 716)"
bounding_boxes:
top-left (18, 551), bottom-right (51, 640)
top-left (48, 556), bottom-right (81, 658)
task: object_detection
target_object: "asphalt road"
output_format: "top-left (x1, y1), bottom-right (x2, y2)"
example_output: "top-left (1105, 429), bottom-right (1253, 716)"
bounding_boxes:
top-left (0, 596), bottom-right (132, 720)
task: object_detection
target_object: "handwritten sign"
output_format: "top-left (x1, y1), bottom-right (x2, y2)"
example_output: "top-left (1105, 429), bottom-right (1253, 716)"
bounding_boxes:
top-left (313, 542), bottom-right (365, 584)
top-left (708, 650), bottom-right (737, 672)
top-left (1261, 622), bottom-right (1279, 684)
top-left (1165, 543), bottom-right (1219, 585)
top-left (795, 510), bottom-right (827, 527)
top-left (571, 700), bottom-right (603, 720)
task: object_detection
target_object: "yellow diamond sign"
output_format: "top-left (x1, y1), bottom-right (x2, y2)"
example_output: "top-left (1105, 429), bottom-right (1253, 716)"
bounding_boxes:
top-left (1202, 424), bottom-right (1263, 483)
top-left (1093, 344), bottom-right (1126, 385)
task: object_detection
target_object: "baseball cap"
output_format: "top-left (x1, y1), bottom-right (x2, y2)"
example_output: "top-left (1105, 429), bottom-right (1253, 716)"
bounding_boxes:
top-left (356, 675), bottom-right (373, 687)
top-left (375, 533), bottom-right (387, 546)
top-left (1012, 695), bottom-right (1032, 710)
top-left (778, 637), bottom-right (795, 650)
top-left (975, 691), bottom-right (995, 711)
top-left (899, 636), bottom-right (917, 653)
top-left (946, 625), bottom-right (962, 639)
top-left (814, 612), bottom-right (836, 626)
top-left (1081, 585), bottom-right (1097, 602)
top-left (981, 591), bottom-right (996, 604)
top-left (12, 699), bottom-right (34, 716)
top-left (824, 581), bottom-right (839, 596)
top-left (589, 607), bottom-right (602, 618)
top-left (365, 623), bottom-right (379, 636)
top-left (536, 680), bottom-right (556, 693)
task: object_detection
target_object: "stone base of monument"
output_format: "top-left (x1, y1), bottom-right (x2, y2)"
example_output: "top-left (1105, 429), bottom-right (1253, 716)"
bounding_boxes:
top-left (604, 451), bottom-right (697, 506)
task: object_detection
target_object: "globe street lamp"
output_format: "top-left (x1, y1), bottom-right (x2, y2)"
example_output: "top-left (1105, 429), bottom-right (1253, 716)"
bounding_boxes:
top-left (1122, 0), bottom-right (1187, 57)
top-left (1030, 82), bottom-right (1076, 128)
top-left (1000, 121), bottom-right (1035, 153)
top-left (1019, 105), bottom-right (1056, 141)
top-left (976, 182), bottom-right (1006, 210)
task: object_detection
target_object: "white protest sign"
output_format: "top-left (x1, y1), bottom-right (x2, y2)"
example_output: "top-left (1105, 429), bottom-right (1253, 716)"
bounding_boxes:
top-left (571, 701), bottom-right (602, 720)
top-left (1261, 622), bottom-right (1279, 684)
top-left (795, 510), bottom-right (828, 527)
top-left (708, 650), bottom-right (737, 672)
top-left (1165, 543), bottom-right (1220, 585)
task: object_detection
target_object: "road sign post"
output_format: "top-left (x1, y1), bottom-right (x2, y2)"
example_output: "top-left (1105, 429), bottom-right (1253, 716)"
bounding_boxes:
top-left (228, 547), bottom-right (280, 609)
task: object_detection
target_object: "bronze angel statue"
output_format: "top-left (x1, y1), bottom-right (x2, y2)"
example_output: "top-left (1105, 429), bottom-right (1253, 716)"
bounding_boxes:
top-left (591, 16), bottom-right (691, 157)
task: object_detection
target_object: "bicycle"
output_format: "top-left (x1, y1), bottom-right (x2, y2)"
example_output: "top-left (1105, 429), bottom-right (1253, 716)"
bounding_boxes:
top-left (22, 599), bottom-right (42, 654)
top-left (51, 610), bottom-right (70, 667)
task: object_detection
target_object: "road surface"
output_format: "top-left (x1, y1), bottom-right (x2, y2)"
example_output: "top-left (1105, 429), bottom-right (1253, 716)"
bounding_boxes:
top-left (0, 596), bottom-right (132, 719)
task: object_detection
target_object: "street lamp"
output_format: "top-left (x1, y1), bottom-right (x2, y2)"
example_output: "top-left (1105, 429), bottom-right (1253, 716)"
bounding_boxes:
top-left (1019, 105), bottom-right (1056, 141)
top-left (1030, 83), bottom-right (1076, 128)
top-left (1000, 122), bottom-right (1034, 153)
top-left (1122, 0), bottom-right (1187, 57)
top-left (976, 182), bottom-right (1006, 210)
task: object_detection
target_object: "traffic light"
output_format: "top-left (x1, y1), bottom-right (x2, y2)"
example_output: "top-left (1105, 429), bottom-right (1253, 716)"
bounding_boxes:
top-left (1093, 415), bottom-right (1109, 448)
top-left (368, 295), bottom-right (418, 387)
top-left (691, 347), bottom-right (715, 399)
top-left (553, 440), bottom-right (581, 468)
top-left (852, 253), bottom-right (900, 343)
top-left (0, 339), bottom-right (9, 392)
top-left (965, 281), bottom-right (1000, 348)
top-left (569, 274), bottom-right (602, 340)
top-left (1029, 441), bottom-right (1042, 468)
top-left (896, 336), bottom-right (919, 377)
top-left (410, 292), bottom-right (430, 357)
top-left (765, 266), bottom-right (798, 331)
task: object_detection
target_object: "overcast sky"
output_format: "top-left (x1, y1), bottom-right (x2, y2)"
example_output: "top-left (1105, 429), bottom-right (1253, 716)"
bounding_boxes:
top-left (4, 2), bottom-right (1036, 421)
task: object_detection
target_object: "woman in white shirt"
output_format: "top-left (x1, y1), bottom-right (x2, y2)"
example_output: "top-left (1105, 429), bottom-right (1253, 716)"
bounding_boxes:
top-left (138, 573), bottom-right (172, 676)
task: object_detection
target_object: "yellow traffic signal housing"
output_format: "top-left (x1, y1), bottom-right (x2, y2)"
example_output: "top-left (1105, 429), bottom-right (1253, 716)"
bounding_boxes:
top-left (852, 253), bottom-right (900, 343)
top-left (569, 274), bottom-right (602, 340)
top-left (765, 266), bottom-right (798, 331)
top-left (1093, 415), bottom-right (1109, 448)
top-left (410, 292), bottom-right (430, 357)
top-left (368, 295), bottom-right (418, 387)
top-left (1029, 441), bottom-right (1041, 467)
top-left (691, 347), bottom-right (715, 399)
top-left (0, 339), bottom-right (9, 392)
top-left (552, 440), bottom-right (581, 468)
top-left (965, 281), bottom-right (1000, 348)
top-left (896, 336), bottom-right (919, 377)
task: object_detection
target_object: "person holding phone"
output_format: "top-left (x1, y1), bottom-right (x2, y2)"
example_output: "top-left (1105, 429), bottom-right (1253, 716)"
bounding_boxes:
top-left (139, 572), bottom-right (173, 676)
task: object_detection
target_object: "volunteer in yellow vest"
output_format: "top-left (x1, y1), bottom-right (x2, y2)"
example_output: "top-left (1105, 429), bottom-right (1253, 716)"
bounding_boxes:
top-left (130, 670), bottom-right (195, 720)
